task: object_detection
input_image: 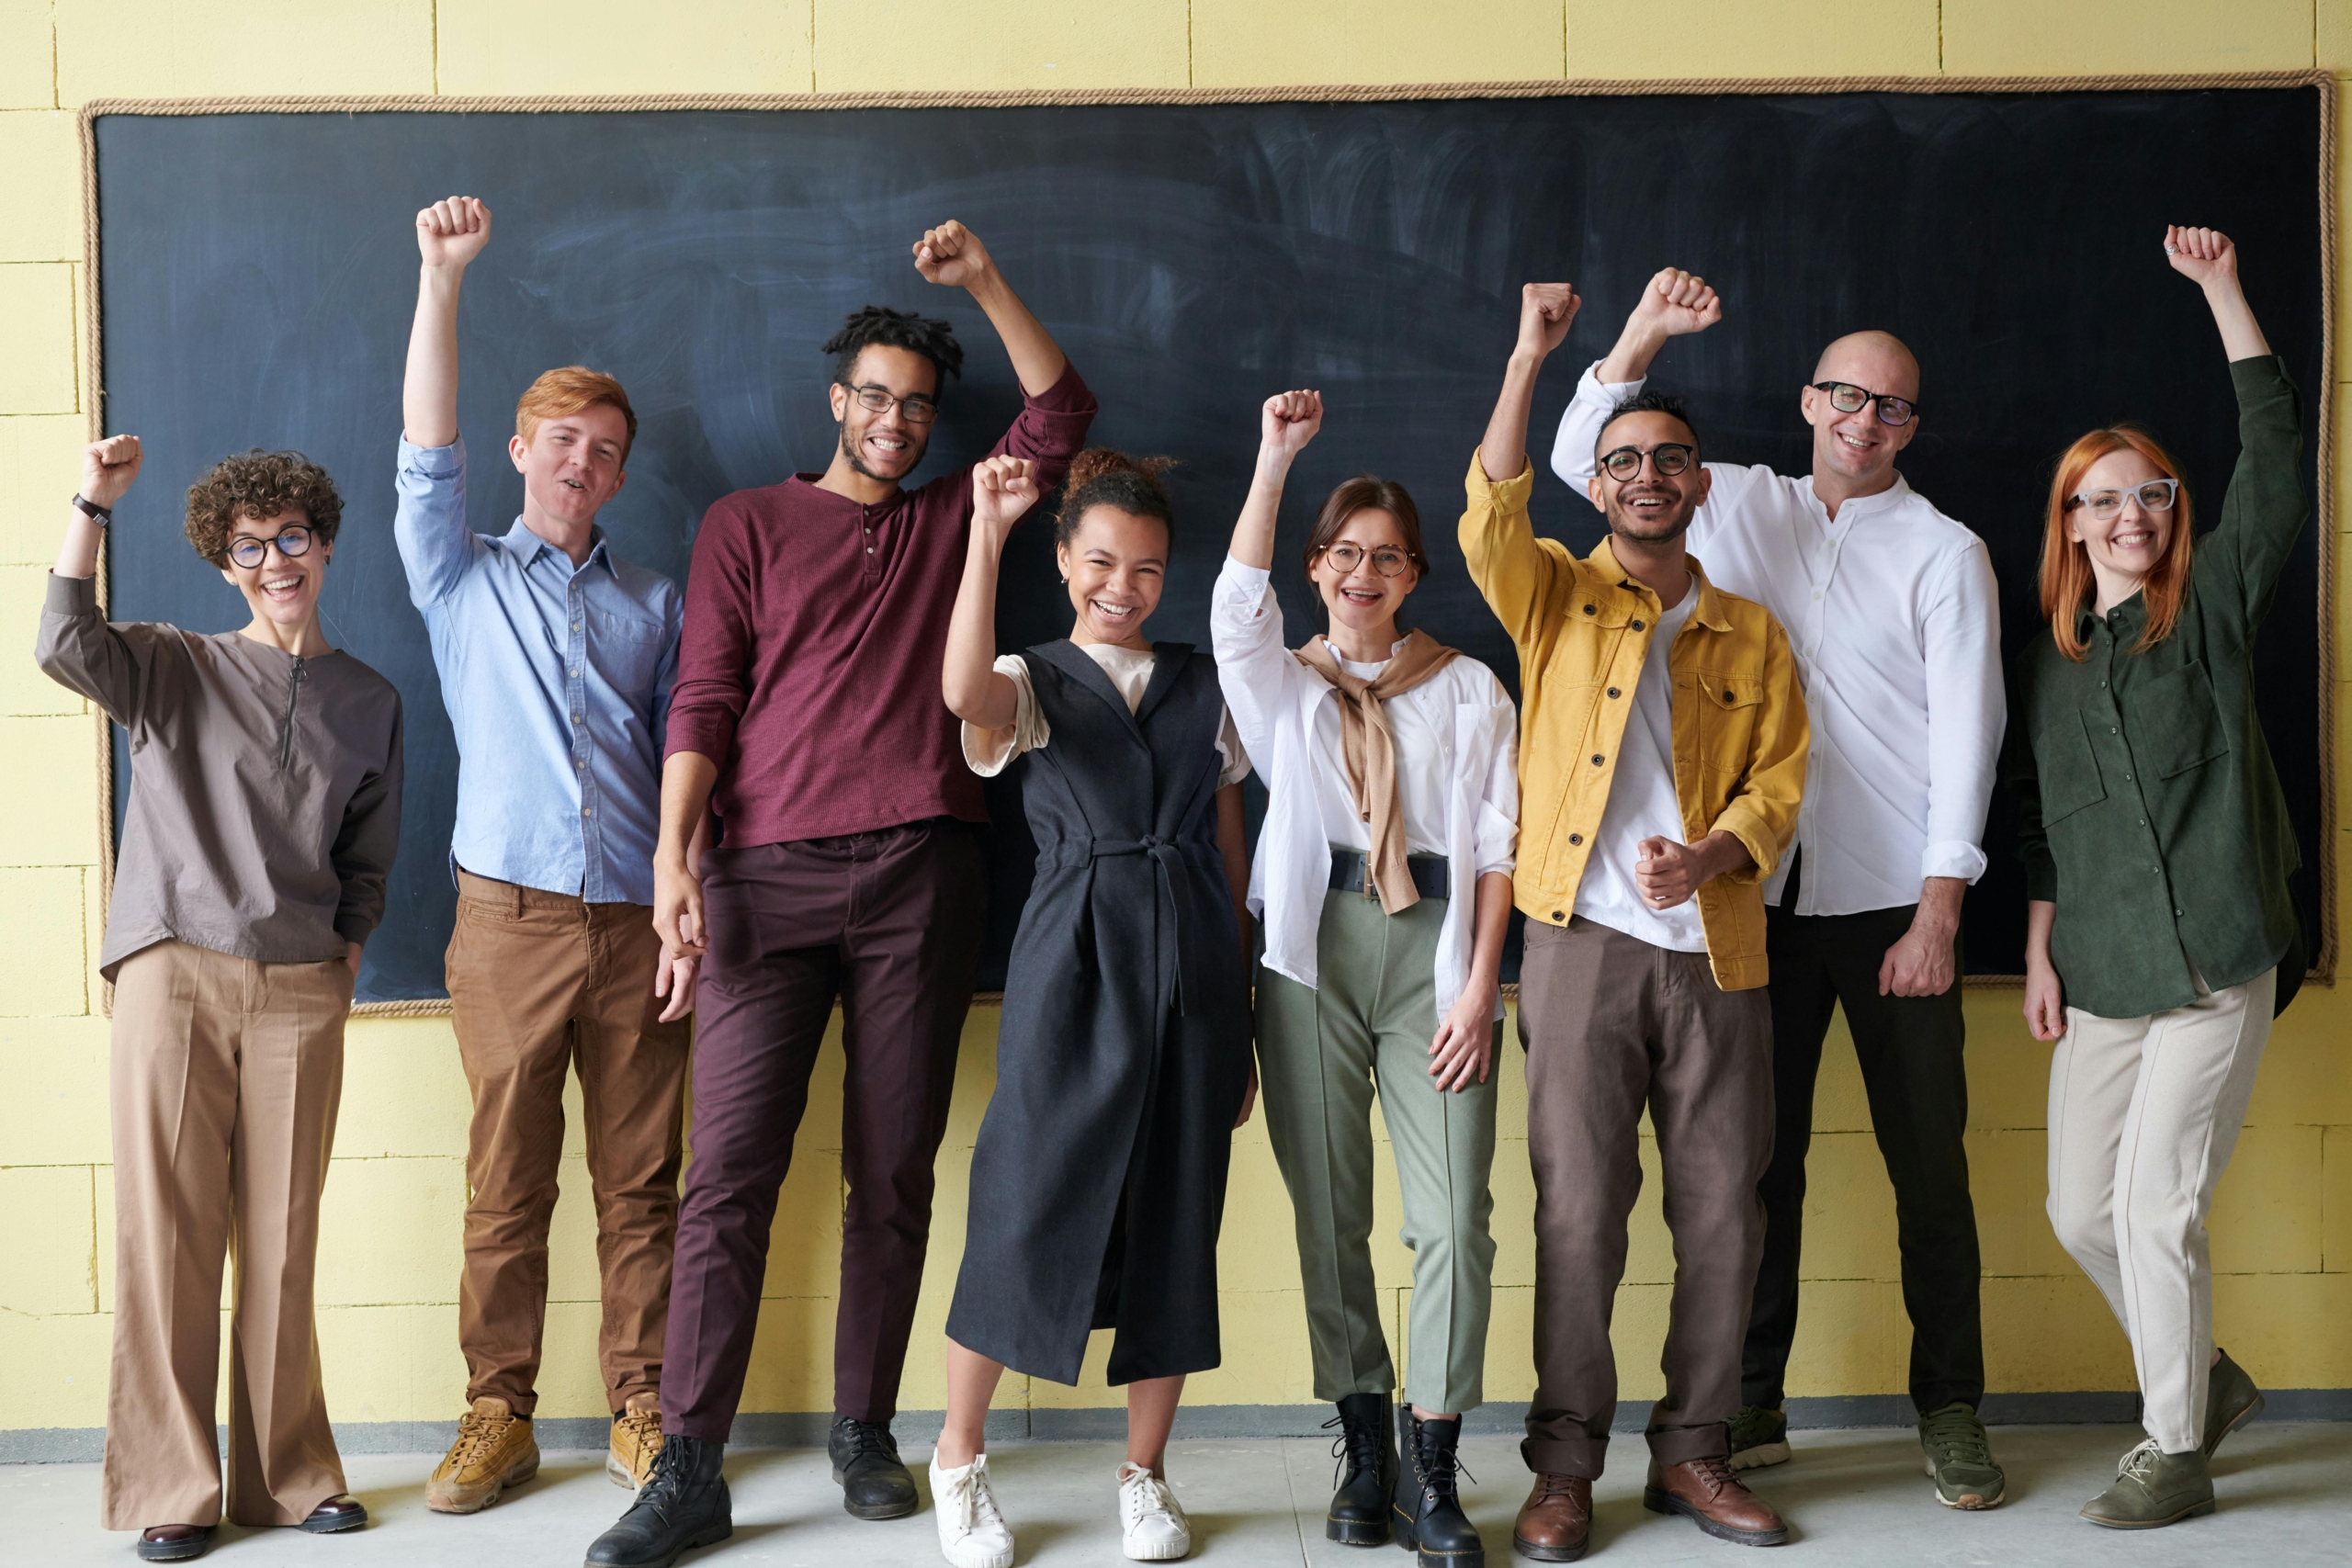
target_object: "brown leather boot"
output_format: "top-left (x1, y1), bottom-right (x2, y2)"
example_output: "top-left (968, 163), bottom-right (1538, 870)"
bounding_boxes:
top-left (1643, 1455), bottom-right (1788, 1547)
top-left (1512, 1472), bottom-right (1591, 1562)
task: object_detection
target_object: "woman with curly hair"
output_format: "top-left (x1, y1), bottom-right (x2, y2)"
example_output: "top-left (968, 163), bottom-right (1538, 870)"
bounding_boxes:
top-left (37, 436), bottom-right (403, 1562)
top-left (927, 448), bottom-right (1255, 1568)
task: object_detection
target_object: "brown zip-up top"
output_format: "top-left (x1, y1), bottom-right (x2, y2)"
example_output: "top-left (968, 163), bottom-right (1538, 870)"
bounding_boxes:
top-left (36, 572), bottom-right (404, 979)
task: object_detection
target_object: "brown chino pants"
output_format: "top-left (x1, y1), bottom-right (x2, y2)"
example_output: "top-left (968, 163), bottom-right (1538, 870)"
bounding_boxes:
top-left (1518, 917), bottom-right (1775, 1480)
top-left (103, 941), bottom-right (353, 1531)
top-left (446, 871), bottom-right (690, 1416)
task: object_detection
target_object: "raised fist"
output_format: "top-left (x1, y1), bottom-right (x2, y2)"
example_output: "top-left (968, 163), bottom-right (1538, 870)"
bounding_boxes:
top-left (970, 455), bottom-right (1040, 547)
top-left (1630, 266), bottom-right (1722, 338)
top-left (417, 196), bottom-right (492, 269)
top-left (80, 434), bottom-right (142, 509)
top-left (2165, 224), bottom-right (2237, 288)
top-left (1260, 389), bottom-right (1323, 464)
top-left (913, 221), bottom-right (995, 289)
top-left (1517, 282), bottom-right (1581, 360)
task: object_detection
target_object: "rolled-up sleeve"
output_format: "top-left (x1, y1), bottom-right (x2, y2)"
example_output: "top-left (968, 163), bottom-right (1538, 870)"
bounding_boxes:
top-left (1919, 539), bottom-right (2004, 885)
top-left (393, 437), bottom-right (483, 608)
top-left (989, 360), bottom-right (1099, 496)
top-left (1458, 453), bottom-right (1563, 652)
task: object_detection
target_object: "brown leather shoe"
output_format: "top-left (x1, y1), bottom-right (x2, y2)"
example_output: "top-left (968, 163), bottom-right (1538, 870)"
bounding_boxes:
top-left (1512, 1472), bottom-right (1591, 1562)
top-left (135, 1524), bottom-right (214, 1562)
top-left (298, 1495), bottom-right (368, 1534)
top-left (1643, 1455), bottom-right (1788, 1547)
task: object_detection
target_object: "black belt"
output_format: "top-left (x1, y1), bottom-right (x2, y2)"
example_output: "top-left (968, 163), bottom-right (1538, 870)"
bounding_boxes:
top-left (1328, 847), bottom-right (1450, 903)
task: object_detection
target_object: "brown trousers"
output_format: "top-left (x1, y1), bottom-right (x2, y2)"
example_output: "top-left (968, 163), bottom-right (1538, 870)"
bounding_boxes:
top-left (1519, 917), bottom-right (1774, 1480)
top-left (103, 941), bottom-right (353, 1530)
top-left (447, 871), bottom-right (690, 1416)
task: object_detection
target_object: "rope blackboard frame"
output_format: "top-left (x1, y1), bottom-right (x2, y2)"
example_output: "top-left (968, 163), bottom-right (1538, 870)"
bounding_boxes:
top-left (73, 70), bottom-right (2339, 1018)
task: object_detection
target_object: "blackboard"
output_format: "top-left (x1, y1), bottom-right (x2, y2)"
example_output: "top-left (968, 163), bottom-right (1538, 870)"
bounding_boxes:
top-left (89, 85), bottom-right (2331, 1006)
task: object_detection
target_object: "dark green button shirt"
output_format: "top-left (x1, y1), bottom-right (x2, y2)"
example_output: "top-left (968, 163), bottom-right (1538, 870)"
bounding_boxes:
top-left (2005, 355), bottom-right (2304, 1020)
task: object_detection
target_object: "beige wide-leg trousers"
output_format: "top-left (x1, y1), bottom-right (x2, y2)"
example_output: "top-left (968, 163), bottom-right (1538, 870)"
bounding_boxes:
top-left (2047, 965), bottom-right (2274, 1455)
top-left (102, 941), bottom-right (352, 1530)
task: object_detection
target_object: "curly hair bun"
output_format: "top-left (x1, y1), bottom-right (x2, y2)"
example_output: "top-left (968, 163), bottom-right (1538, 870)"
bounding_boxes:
top-left (1064, 447), bottom-right (1175, 492)
top-left (1054, 447), bottom-right (1178, 547)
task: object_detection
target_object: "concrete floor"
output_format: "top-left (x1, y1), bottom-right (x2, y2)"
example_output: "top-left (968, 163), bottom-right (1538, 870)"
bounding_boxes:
top-left (4, 1423), bottom-right (2346, 1566)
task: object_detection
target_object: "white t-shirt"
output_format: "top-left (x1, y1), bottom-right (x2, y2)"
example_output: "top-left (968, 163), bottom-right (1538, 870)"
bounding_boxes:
top-left (1572, 584), bottom-right (1707, 953)
top-left (1312, 645), bottom-right (1453, 859)
top-left (963, 642), bottom-right (1250, 786)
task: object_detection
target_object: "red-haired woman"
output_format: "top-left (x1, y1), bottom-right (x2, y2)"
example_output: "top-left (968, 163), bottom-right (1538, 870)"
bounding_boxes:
top-left (2007, 227), bottom-right (2301, 1530)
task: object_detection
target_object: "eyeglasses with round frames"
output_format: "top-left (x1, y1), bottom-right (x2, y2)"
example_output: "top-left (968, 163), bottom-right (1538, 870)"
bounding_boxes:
top-left (1316, 542), bottom-right (1414, 578)
top-left (1812, 380), bottom-right (1919, 427)
top-left (837, 380), bottom-right (941, 425)
top-left (2064, 478), bottom-right (2179, 521)
top-left (226, 524), bottom-right (317, 570)
top-left (1598, 443), bottom-right (1696, 481)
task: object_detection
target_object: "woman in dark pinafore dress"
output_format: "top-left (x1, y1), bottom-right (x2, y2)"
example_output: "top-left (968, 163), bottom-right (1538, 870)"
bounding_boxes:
top-left (926, 448), bottom-right (1254, 1568)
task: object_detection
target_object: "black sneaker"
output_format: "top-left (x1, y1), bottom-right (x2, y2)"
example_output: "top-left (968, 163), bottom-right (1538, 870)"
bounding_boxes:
top-left (1392, 1410), bottom-right (1483, 1568)
top-left (828, 1414), bottom-right (920, 1520)
top-left (1321, 1393), bottom-right (1396, 1544)
top-left (1726, 1404), bottom-right (1790, 1471)
top-left (584, 1434), bottom-right (732, 1567)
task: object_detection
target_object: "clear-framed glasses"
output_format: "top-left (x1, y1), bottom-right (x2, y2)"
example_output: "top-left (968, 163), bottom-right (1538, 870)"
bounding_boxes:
top-left (1598, 443), bottom-right (1695, 481)
top-left (2065, 478), bottom-right (2179, 521)
top-left (226, 524), bottom-right (316, 570)
top-left (1812, 380), bottom-right (1919, 427)
top-left (838, 380), bottom-right (940, 425)
top-left (1317, 542), bottom-right (1414, 578)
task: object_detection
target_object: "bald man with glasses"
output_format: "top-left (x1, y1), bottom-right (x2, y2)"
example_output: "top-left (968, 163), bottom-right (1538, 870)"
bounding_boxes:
top-left (1553, 268), bottom-right (2007, 1511)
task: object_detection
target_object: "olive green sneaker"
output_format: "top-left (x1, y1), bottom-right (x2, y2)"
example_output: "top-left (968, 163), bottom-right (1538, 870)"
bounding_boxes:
top-left (2081, 1438), bottom-right (2214, 1529)
top-left (1917, 1402), bottom-right (2006, 1508)
top-left (2203, 1348), bottom-right (2265, 1459)
top-left (1726, 1404), bottom-right (1790, 1471)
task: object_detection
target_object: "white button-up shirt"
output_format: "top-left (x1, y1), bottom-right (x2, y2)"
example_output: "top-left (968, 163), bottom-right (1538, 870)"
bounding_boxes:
top-left (1552, 363), bottom-right (2004, 917)
top-left (1211, 558), bottom-right (1519, 1021)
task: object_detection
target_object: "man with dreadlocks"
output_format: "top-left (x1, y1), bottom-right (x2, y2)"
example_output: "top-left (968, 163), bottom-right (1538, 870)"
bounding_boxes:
top-left (585, 222), bottom-right (1094, 1568)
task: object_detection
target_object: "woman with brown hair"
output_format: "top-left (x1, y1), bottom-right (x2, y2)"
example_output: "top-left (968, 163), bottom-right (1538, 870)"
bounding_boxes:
top-left (1212, 391), bottom-right (1517, 1568)
top-left (2007, 226), bottom-right (2300, 1530)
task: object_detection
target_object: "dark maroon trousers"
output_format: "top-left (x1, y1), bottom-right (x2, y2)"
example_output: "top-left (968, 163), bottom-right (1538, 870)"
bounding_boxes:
top-left (661, 819), bottom-right (986, 1439)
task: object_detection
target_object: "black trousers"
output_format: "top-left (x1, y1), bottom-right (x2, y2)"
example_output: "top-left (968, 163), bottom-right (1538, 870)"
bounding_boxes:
top-left (1741, 877), bottom-right (1984, 1416)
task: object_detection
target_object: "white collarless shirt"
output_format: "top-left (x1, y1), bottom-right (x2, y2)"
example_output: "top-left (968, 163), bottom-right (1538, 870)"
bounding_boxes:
top-left (1572, 584), bottom-right (1707, 951)
top-left (1553, 362), bottom-right (2005, 918)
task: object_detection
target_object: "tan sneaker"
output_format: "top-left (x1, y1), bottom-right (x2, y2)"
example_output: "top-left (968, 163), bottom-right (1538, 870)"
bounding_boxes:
top-left (609, 1392), bottom-right (665, 1490)
top-left (426, 1395), bottom-right (540, 1514)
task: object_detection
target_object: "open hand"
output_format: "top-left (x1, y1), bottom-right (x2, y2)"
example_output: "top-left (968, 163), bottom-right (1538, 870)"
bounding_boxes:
top-left (1516, 282), bottom-right (1581, 360)
top-left (913, 220), bottom-right (994, 289)
top-left (81, 434), bottom-right (142, 509)
top-left (1630, 266), bottom-right (1723, 337)
top-left (1427, 983), bottom-right (1498, 1092)
top-left (970, 455), bottom-right (1039, 549)
top-left (416, 196), bottom-right (492, 268)
top-left (1260, 389), bottom-right (1322, 466)
top-left (2165, 225), bottom-right (2235, 288)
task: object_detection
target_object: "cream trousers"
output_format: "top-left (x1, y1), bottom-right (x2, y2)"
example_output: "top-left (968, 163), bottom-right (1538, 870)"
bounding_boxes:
top-left (2047, 965), bottom-right (2273, 1455)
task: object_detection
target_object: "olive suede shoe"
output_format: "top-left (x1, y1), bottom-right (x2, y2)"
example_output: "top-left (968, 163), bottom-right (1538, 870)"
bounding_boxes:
top-left (828, 1415), bottom-right (919, 1520)
top-left (2203, 1348), bottom-right (2265, 1459)
top-left (1321, 1393), bottom-right (1396, 1545)
top-left (1727, 1404), bottom-right (1790, 1472)
top-left (1917, 1403), bottom-right (2005, 1509)
top-left (2080, 1439), bottom-right (2214, 1529)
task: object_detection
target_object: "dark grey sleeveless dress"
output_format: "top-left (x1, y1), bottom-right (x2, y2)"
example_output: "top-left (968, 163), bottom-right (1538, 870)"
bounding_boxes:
top-left (945, 639), bottom-right (1252, 1385)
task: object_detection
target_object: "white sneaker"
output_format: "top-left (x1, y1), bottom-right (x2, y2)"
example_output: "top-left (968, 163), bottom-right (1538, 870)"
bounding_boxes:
top-left (1116, 1461), bottom-right (1191, 1562)
top-left (930, 1452), bottom-right (1014, 1568)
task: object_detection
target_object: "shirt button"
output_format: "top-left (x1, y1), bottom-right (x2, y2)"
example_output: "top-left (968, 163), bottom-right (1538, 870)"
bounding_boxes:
top-left (2139, 818), bottom-right (2146, 826)
top-left (1632, 618), bottom-right (1645, 631)
top-left (1583, 604), bottom-right (1596, 615)
top-left (1553, 910), bottom-right (1566, 921)
top-left (2125, 773), bottom-right (2133, 782)
top-left (571, 621), bottom-right (581, 630)
top-left (1812, 590), bottom-right (1824, 601)
top-left (1606, 687), bottom-right (1621, 698)
top-left (2175, 908), bottom-right (2185, 919)
top-left (2110, 727), bottom-right (2118, 734)
top-left (1590, 754), bottom-right (1605, 765)
top-left (583, 807), bottom-right (594, 818)
top-left (571, 668), bottom-right (581, 678)
top-left (1568, 832), bottom-right (1583, 845)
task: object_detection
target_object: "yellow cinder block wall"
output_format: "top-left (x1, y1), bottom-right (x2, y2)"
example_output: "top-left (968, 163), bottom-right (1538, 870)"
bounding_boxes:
top-left (5, 0), bottom-right (2351, 1434)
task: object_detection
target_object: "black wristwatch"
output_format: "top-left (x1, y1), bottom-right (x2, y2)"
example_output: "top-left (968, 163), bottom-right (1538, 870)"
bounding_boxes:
top-left (72, 493), bottom-right (112, 525)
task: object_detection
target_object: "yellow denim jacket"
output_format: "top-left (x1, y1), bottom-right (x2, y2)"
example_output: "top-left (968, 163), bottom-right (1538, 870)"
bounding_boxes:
top-left (1458, 455), bottom-right (1808, 990)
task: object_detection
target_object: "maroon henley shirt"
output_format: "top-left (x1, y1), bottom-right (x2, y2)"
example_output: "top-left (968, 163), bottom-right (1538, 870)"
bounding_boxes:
top-left (665, 360), bottom-right (1097, 846)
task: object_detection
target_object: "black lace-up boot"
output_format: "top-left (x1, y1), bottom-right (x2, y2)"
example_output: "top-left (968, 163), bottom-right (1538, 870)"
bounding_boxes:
top-left (1392, 1409), bottom-right (1484, 1567)
top-left (828, 1414), bottom-right (919, 1519)
top-left (1322, 1393), bottom-right (1398, 1544)
top-left (584, 1434), bottom-right (731, 1568)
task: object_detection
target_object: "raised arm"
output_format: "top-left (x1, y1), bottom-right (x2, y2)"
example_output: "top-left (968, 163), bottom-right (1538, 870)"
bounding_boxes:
top-left (1211, 392), bottom-right (1323, 756)
top-left (1478, 282), bottom-right (1579, 485)
top-left (1461, 285), bottom-right (1578, 648)
top-left (913, 221), bottom-right (1065, 398)
top-left (1553, 267), bottom-right (1720, 499)
top-left (403, 197), bottom-right (492, 448)
top-left (1227, 389), bottom-right (1322, 570)
top-left (39, 436), bottom-right (153, 723)
top-left (2168, 224), bottom-right (2268, 362)
top-left (943, 457), bottom-right (1041, 731)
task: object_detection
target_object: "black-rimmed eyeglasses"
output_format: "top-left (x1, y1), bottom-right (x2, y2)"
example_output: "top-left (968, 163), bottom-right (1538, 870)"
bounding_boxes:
top-left (226, 525), bottom-right (316, 570)
top-left (838, 381), bottom-right (941, 425)
top-left (1598, 443), bottom-right (1696, 481)
top-left (2065, 479), bottom-right (2179, 521)
top-left (1812, 380), bottom-right (1919, 427)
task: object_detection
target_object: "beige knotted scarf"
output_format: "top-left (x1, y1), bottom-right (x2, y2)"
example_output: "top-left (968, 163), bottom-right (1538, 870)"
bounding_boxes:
top-left (1294, 629), bottom-right (1462, 912)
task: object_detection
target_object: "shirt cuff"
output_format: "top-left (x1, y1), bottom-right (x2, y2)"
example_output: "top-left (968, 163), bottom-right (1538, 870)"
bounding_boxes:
top-left (46, 571), bottom-right (97, 614)
top-left (397, 434), bottom-right (466, 477)
top-left (1922, 840), bottom-right (1990, 886)
top-left (1464, 449), bottom-right (1535, 508)
top-left (1579, 360), bottom-right (1645, 403)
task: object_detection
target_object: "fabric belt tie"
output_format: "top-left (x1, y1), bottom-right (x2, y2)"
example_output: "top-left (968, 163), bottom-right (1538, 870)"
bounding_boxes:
top-left (1328, 848), bottom-right (1450, 905)
top-left (1040, 833), bottom-right (1203, 1017)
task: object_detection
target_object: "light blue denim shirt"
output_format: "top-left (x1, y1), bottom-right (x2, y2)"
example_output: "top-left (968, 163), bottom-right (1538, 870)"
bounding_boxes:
top-left (394, 437), bottom-right (681, 907)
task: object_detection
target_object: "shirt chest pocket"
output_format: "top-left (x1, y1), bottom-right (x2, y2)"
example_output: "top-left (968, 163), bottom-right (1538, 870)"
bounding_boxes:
top-left (2032, 710), bottom-right (2107, 824)
top-left (1693, 670), bottom-right (1764, 773)
top-left (2123, 659), bottom-right (2231, 780)
top-left (585, 607), bottom-right (670, 697)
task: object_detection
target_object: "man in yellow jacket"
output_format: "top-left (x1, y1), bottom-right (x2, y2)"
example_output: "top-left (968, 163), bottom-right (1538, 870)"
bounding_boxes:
top-left (1461, 282), bottom-right (1807, 1561)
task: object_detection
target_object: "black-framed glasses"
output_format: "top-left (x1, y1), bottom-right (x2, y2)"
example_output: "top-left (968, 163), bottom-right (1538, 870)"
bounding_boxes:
top-left (1317, 542), bottom-right (1414, 577)
top-left (2065, 478), bottom-right (2179, 521)
top-left (1598, 443), bottom-right (1695, 481)
top-left (837, 380), bottom-right (940, 425)
top-left (1812, 380), bottom-right (1919, 427)
top-left (226, 525), bottom-right (316, 570)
